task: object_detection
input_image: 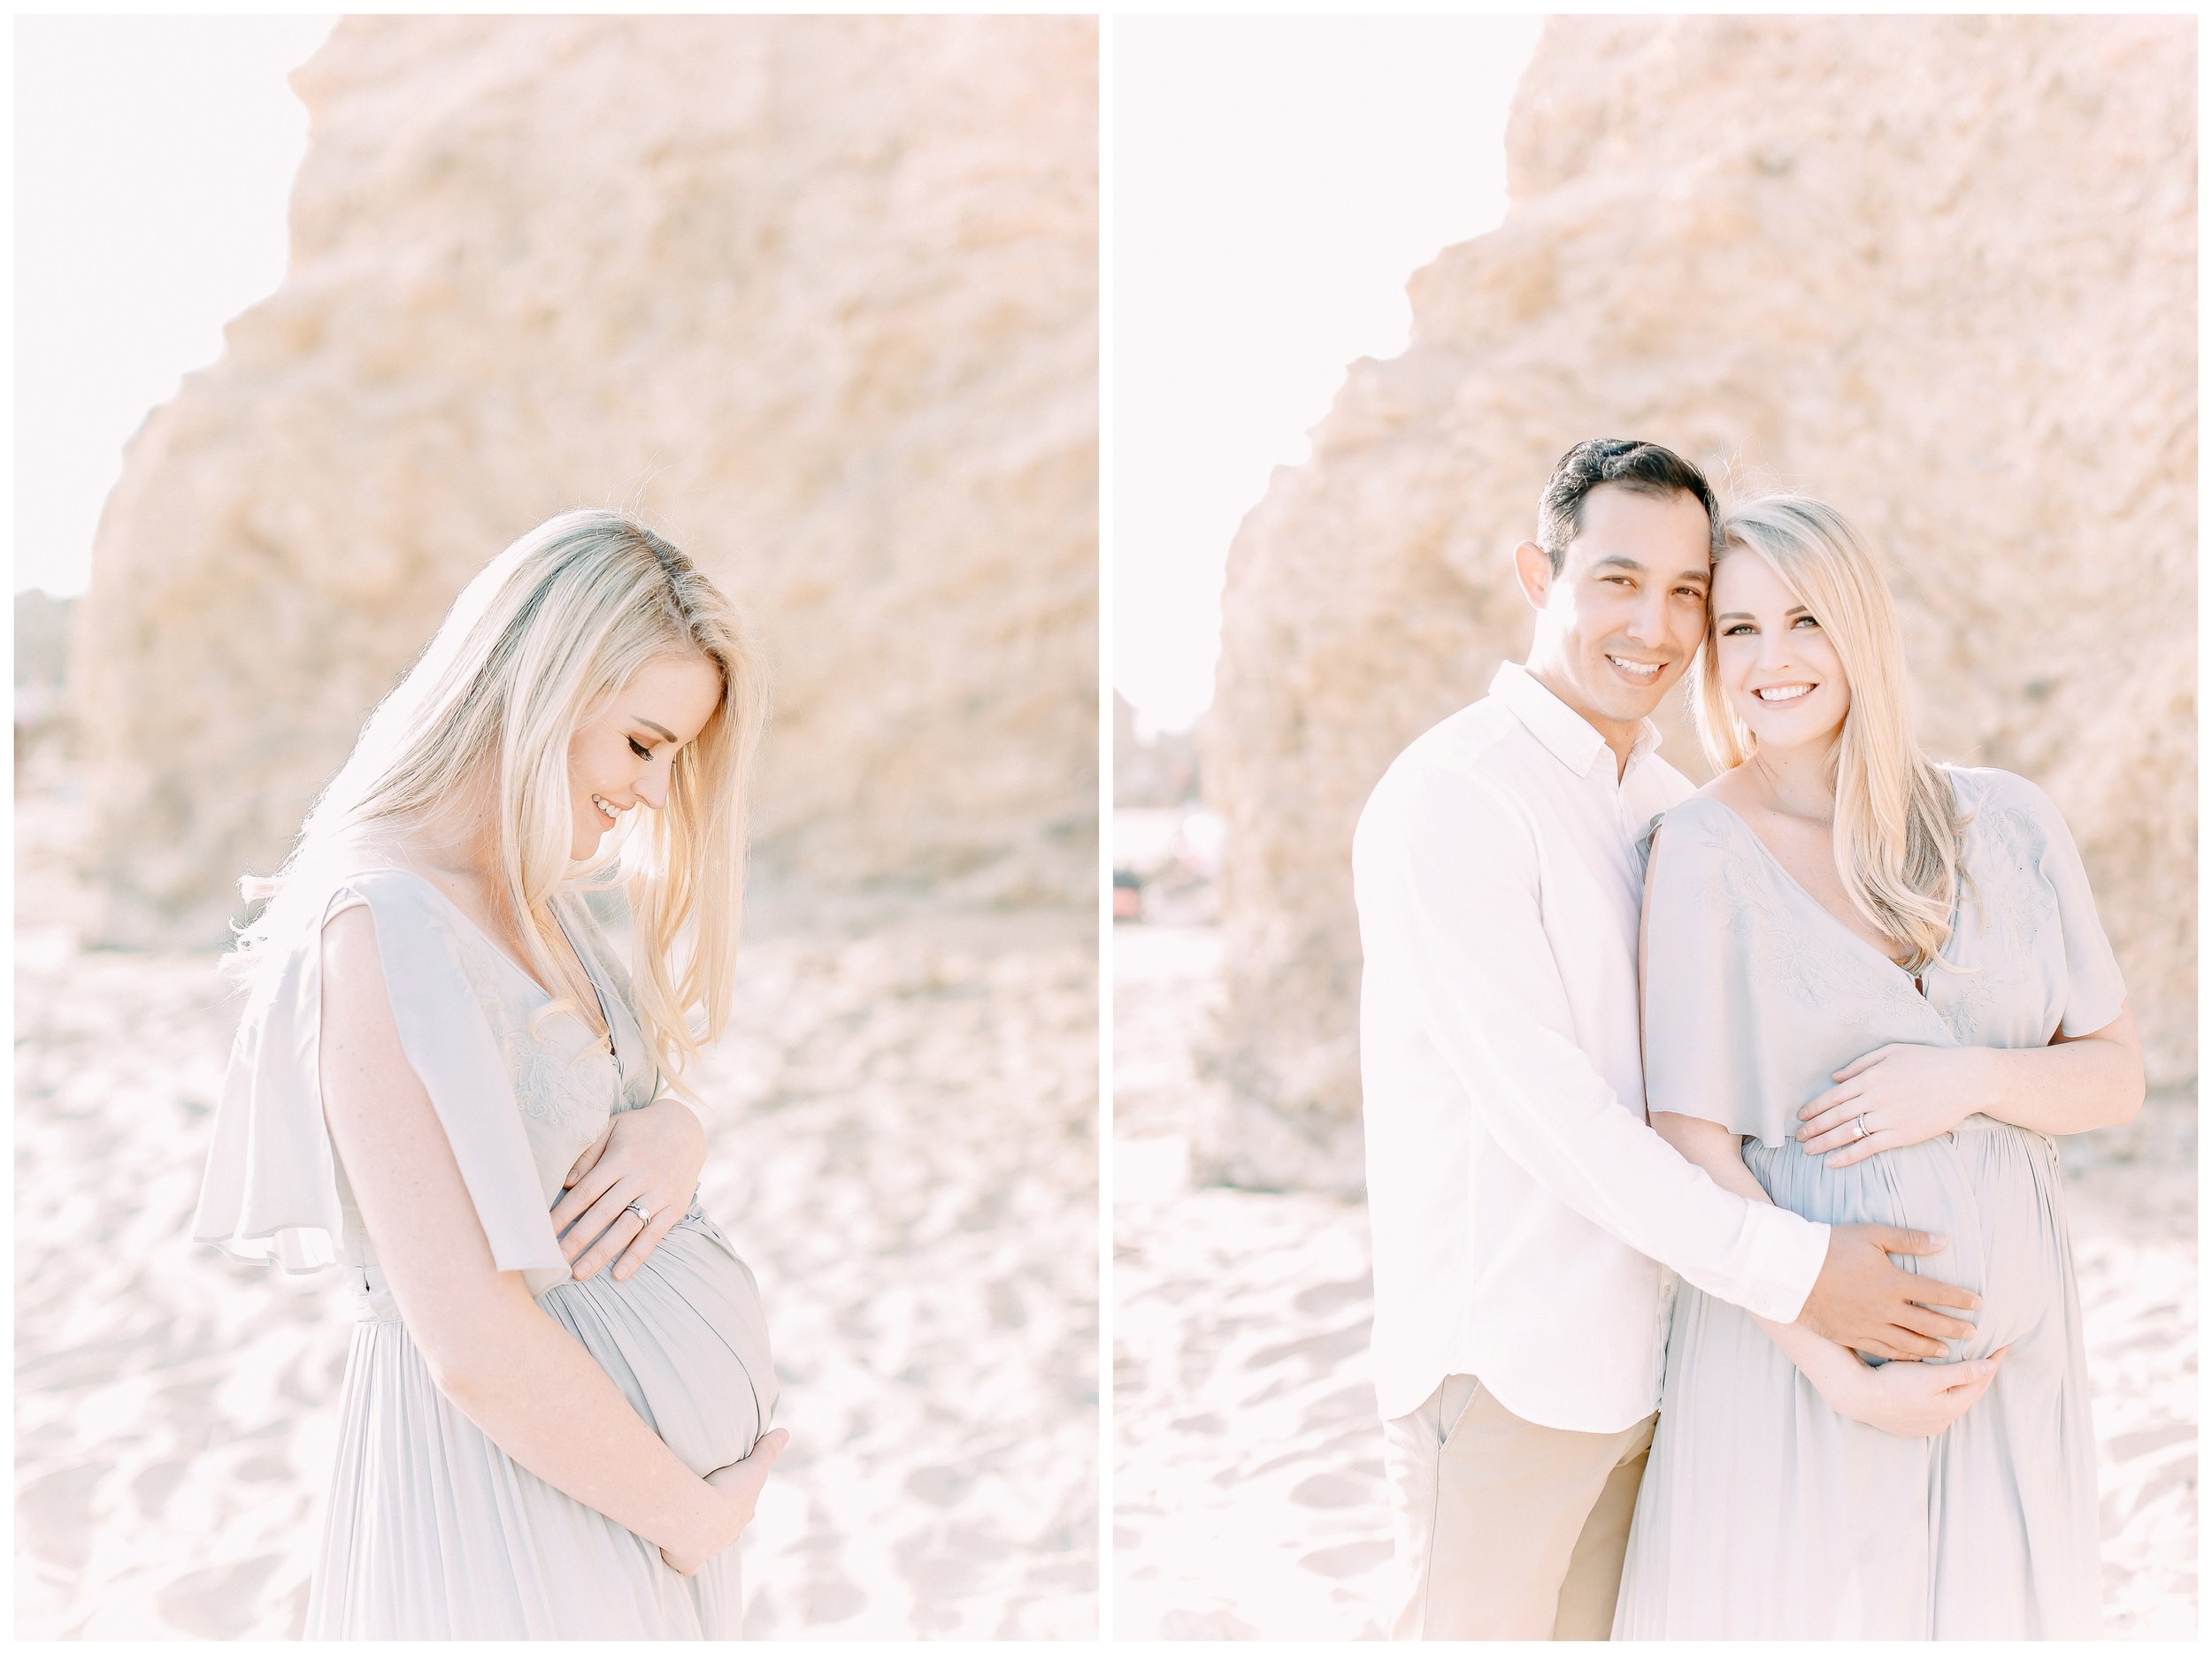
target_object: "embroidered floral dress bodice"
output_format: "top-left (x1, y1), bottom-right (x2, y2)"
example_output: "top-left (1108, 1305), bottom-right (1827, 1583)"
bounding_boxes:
top-left (1645, 764), bottom-right (2121, 1150)
top-left (430, 887), bottom-right (653, 1172)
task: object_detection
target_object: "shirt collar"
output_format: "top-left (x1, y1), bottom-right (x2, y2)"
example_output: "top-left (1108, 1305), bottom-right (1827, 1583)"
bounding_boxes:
top-left (1490, 660), bottom-right (1663, 780)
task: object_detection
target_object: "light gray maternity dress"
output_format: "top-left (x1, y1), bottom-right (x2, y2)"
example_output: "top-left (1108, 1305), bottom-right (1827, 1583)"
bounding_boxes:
top-left (192, 866), bottom-right (777, 1638)
top-left (1613, 767), bottom-right (2124, 1640)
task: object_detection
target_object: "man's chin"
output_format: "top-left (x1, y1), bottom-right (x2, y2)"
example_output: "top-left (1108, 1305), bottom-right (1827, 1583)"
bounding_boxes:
top-left (1592, 665), bottom-right (1678, 721)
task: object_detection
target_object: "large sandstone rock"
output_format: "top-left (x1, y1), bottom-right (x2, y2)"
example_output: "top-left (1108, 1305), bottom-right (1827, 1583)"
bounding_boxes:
top-left (73, 14), bottom-right (1096, 946)
top-left (1206, 15), bottom-right (2195, 1191)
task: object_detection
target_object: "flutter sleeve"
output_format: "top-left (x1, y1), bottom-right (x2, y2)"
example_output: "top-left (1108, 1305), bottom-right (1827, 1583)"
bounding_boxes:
top-left (2014, 774), bottom-right (2129, 1037)
top-left (1637, 799), bottom-right (1803, 1146)
top-left (190, 871), bottom-right (569, 1280)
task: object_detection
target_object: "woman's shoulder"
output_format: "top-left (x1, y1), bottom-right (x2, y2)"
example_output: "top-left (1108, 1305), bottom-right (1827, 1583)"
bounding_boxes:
top-left (1647, 780), bottom-right (1747, 848)
top-left (1636, 793), bottom-right (1747, 887)
top-left (231, 863), bottom-right (463, 1040)
top-left (312, 862), bottom-right (475, 946)
top-left (1936, 763), bottom-right (2066, 836)
top-left (267, 855), bottom-right (508, 997)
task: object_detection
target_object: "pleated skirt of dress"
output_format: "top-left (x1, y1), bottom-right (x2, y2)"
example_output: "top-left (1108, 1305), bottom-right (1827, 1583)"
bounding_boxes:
top-left (306, 1213), bottom-right (774, 1639)
top-left (1613, 1117), bottom-right (2101, 1641)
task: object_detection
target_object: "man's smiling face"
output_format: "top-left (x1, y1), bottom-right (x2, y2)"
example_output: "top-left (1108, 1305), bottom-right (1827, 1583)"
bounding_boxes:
top-left (1521, 482), bottom-right (1713, 740)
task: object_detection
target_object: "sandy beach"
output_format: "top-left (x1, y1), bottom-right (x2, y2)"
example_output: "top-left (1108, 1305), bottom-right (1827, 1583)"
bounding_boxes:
top-left (1113, 923), bottom-right (2198, 1640)
top-left (14, 766), bottom-right (1099, 1639)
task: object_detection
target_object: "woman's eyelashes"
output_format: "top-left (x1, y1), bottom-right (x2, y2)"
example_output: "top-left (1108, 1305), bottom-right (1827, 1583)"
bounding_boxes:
top-left (1719, 615), bottom-right (1821, 638)
top-left (627, 736), bottom-right (655, 761)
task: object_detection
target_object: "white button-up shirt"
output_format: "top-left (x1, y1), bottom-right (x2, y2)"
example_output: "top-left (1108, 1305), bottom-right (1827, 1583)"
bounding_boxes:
top-left (1351, 661), bottom-right (1831, 1431)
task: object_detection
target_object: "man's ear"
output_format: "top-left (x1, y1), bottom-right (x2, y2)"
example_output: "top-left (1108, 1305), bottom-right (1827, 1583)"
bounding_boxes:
top-left (1513, 540), bottom-right (1555, 611)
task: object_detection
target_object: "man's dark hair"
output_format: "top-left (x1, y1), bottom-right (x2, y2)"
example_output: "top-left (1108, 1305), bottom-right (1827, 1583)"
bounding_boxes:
top-left (1534, 439), bottom-right (1717, 573)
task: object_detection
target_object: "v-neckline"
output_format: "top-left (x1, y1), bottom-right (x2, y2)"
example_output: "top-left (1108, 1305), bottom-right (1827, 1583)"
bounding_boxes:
top-left (367, 865), bottom-right (619, 1054)
top-left (1698, 797), bottom-right (1948, 1003)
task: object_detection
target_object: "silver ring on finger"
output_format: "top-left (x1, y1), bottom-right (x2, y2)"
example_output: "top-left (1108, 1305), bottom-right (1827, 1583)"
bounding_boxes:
top-left (1854, 1113), bottom-right (1871, 1141)
top-left (626, 1199), bottom-right (653, 1222)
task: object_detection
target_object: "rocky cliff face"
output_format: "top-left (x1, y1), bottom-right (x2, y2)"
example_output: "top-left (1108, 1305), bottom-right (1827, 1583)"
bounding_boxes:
top-left (1206, 15), bottom-right (2195, 1190)
top-left (73, 14), bottom-right (1097, 946)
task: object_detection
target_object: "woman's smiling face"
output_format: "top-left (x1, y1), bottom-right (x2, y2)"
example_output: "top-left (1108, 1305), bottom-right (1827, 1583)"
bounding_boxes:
top-left (1710, 548), bottom-right (1849, 754)
top-left (565, 652), bottom-right (724, 860)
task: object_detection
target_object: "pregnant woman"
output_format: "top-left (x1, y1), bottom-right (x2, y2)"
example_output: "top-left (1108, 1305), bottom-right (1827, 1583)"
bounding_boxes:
top-left (1613, 495), bottom-right (2142, 1639)
top-left (193, 511), bottom-right (786, 1636)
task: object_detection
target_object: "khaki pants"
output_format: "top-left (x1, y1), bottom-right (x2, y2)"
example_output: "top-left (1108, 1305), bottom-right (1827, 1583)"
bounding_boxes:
top-left (1381, 1375), bottom-right (1655, 1640)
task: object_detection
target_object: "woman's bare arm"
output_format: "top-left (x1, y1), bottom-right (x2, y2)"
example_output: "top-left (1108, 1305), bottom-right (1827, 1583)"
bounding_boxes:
top-left (1976, 1007), bottom-right (2144, 1132)
top-left (319, 904), bottom-right (772, 1563)
top-left (1796, 1008), bottom-right (2143, 1166)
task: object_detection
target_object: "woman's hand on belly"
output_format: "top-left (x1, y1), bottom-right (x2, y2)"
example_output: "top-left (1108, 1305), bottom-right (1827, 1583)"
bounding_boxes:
top-left (1798, 1043), bottom-right (1990, 1168)
top-left (658, 1429), bottom-right (790, 1575)
top-left (1826, 1345), bottom-right (2009, 1438)
top-left (552, 1097), bottom-right (709, 1282)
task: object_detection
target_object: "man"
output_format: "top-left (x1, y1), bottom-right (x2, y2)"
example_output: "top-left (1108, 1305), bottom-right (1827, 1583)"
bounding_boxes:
top-left (1351, 440), bottom-right (1984, 1640)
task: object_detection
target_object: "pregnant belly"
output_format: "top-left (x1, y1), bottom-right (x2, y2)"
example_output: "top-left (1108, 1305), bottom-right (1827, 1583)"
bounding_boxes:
top-left (536, 1205), bottom-right (779, 1475)
top-left (1740, 1116), bottom-right (2070, 1363)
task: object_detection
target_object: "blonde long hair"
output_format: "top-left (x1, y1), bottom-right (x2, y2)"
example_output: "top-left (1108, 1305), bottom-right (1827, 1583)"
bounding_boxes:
top-left (227, 510), bottom-right (769, 1103)
top-left (1693, 494), bottom-right (1966, 973)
